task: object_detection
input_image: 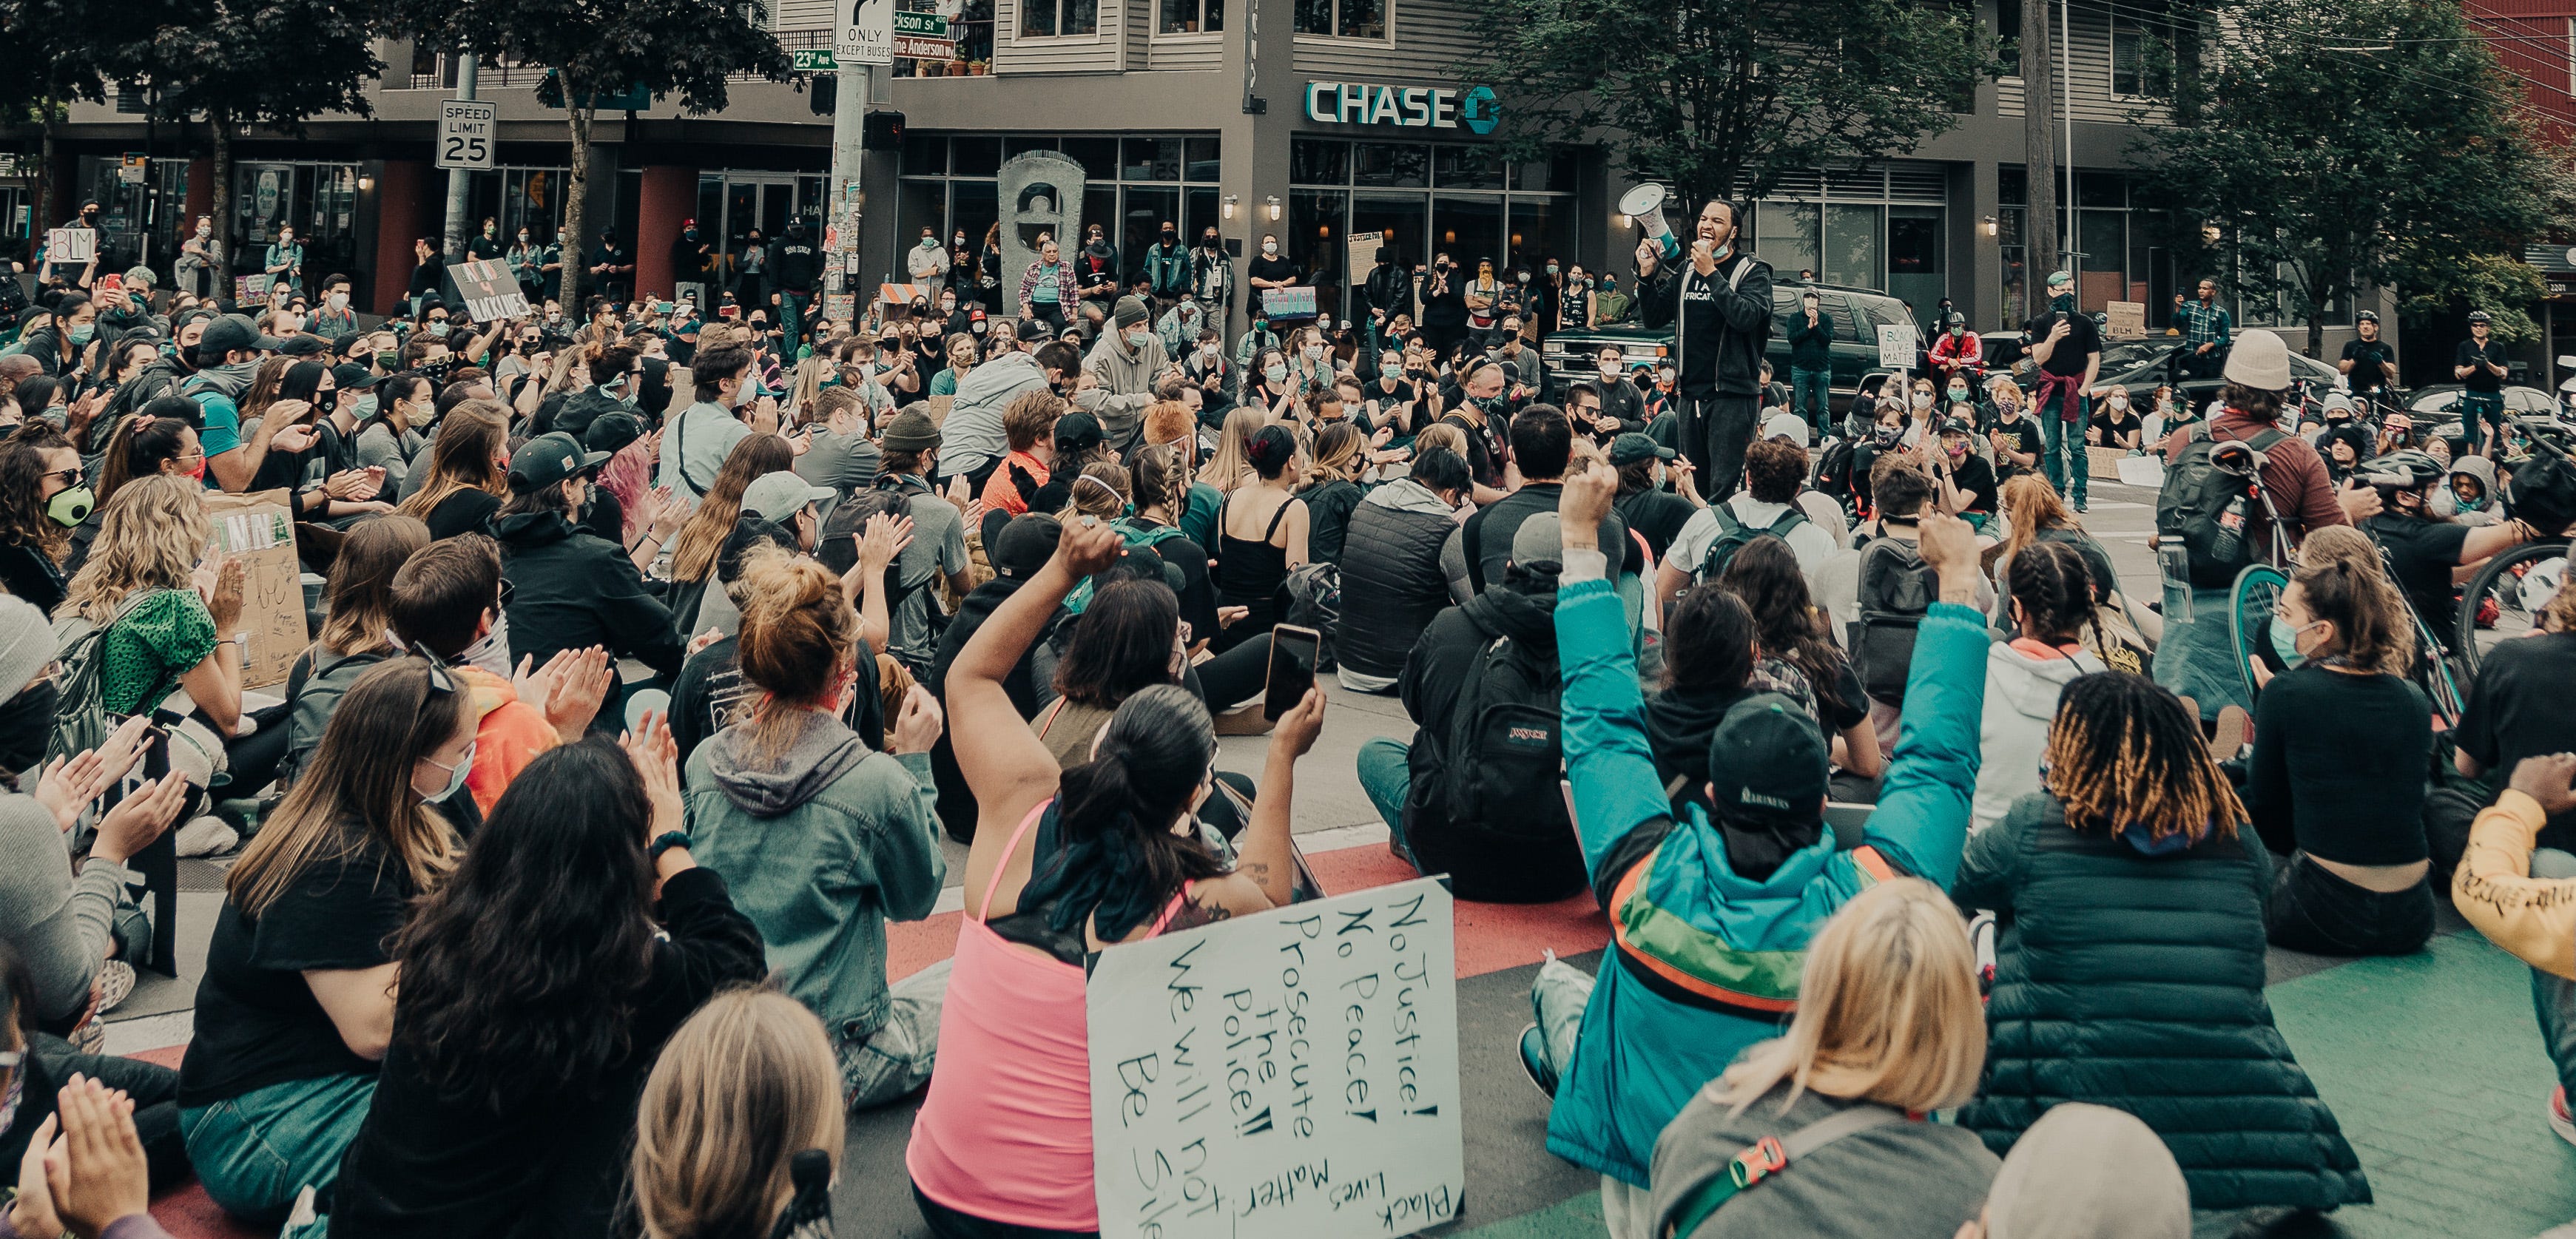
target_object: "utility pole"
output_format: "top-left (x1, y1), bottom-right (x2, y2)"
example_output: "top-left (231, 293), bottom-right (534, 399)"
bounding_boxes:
top-left (442, 53), bottom-right (479, 257)
top-left (2021, 0), bottom-right (2058, 311)
top-left (823, 63), bottom-right (869, 335)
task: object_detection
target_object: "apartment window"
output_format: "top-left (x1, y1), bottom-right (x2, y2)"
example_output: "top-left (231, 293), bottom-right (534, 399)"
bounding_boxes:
top-left (2111, 21), bottom-right (2144, 96)
top-left (1159, 0), bottom-right (1221, 34)
top-left (1997, 0), bottom-right (2020, 75)
top-left (1295, 0), bottom-right (1386, 41)
top-left (1022, 0), bottom-right (1097, 38)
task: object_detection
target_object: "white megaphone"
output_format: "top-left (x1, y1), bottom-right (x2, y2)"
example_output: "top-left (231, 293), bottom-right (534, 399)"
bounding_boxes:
top-left (1621, 183), bottom-right (1682, 263)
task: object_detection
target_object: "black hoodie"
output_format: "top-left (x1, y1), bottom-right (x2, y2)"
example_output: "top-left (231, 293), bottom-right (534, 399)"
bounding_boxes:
top-left (923, 575), bottom-right (1068, 841)
top-left (494, 510), bottom-right (684, 678)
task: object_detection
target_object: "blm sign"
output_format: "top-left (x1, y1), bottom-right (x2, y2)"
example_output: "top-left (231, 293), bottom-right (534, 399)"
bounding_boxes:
top-left (447, 257), bottom-right (532, 323)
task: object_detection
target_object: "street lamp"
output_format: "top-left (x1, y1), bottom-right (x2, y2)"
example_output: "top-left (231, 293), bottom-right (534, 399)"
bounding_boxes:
top-left (1980, 215), bottom-right (1997, 237)
top-left (1222, 194), bottom-right (1237, 220)
top-left (1264, 195), bottom-right (1281, 221)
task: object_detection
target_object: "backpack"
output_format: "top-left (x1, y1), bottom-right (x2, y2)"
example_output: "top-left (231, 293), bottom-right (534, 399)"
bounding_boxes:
top-left (44, 591), bottom-right (156, 766)
top-left (2155, 422), bottom-right (2286, 590)
top-left (1064, 519), bottom-right (1192, 614)
top-left (1428, 627), bottom-right (1573, 847)
top-left (1698, 502), bottom-right (1807, 581)
top-left (1810, 438), bottom-right (1857, 507)
top-left (1848, 536), bottom-right (1938, 703)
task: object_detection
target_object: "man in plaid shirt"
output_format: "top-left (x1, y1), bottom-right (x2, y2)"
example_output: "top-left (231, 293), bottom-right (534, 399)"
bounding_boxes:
top-left (2177, 277), bottom-right (2231, 379)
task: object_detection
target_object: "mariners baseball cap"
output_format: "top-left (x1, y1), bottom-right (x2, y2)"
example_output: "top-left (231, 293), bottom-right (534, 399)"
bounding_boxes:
top-left (1703, 695), bottom-right (1830, 825)
top-left (1016, 317), bottom-right (1055, 343)
top-left (738, 471), bottom-right (834, 524)
top-left (508, 431), bottom-right (610, 490)
top-left (1608, 433), bottom-right (1676, 467)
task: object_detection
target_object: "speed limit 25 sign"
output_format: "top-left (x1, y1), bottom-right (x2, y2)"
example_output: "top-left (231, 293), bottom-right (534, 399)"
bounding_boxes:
top-left (437, 100), bottom-right (498, 172)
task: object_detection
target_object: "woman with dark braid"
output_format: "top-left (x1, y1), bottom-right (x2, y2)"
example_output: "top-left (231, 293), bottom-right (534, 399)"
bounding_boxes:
top-left (1719, 539), bottom-right (1884, 791)
top-left (1968, 540), bottom-right (2109, 831)
top-left (2245, 525), bottom-right (2432, 956)
top-left (1952, 672), bottom-right (2370, 1212)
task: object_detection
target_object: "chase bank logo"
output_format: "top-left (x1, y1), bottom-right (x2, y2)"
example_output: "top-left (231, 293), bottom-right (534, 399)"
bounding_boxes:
top-left (1459, 85), bottom-right (1499, 135)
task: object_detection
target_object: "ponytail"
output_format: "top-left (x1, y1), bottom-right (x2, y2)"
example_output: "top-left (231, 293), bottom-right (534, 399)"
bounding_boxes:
top-left (1018, 685), bottom-right (1224, 941)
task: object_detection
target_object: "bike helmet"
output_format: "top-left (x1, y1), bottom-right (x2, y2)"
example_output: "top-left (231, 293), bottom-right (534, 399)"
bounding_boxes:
top-left (2356, 309), bottom-right (2379, 324)
top-left (2363, 448), bottom-right (2446, 490)
top-left (1944, 313), bottom-right (1966, 330)
top-left (2467, 310), bottom-right (2492, 325)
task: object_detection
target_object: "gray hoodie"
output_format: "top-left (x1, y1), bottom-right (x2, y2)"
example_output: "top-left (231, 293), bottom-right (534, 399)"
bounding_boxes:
top-left (1076, 330), bottom-right (1170, 455)
top-left (1970, 638), bottom-right (2105, 832)
top-left (2436, 453), bottom-right (2500, 524)
top-left (942, 350), bottom-right (1053, 477)
top-left (702, 709), bottom-right (871, 816)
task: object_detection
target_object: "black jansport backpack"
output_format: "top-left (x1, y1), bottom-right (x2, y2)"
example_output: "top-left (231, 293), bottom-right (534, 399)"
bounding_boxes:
top-left (1428, 631), bottom-right (1572, 849)
top-left (2155, 422), bottom-right (2285, 590)
top-left (1849, 536), bottom-right (1937, 703)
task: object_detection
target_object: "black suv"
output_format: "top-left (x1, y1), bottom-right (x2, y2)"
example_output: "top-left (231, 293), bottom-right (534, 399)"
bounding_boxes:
top-left (1540, 280), bottom-right (1921, 416)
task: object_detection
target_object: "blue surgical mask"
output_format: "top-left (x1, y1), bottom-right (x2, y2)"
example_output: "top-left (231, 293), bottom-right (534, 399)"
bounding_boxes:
top-left (1127, 331), bottom-right (1154, 352)
top-left (2269, 617), bottom-right (2315, 669)
top-left (1264, 363), bottom-right (1289, 385)
top-left (354, 394), bottom-right (379, 419)
top-left (419, 740), bottom-right (475, 803)
top-left (68, 325), bottom-right (94, 345)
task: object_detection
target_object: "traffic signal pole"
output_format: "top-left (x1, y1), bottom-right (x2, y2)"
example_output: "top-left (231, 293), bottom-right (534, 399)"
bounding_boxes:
top-left (825, 64), bottom-right (869, 333)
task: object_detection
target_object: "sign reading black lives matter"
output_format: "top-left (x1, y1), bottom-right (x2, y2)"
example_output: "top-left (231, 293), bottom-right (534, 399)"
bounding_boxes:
top-left (1088, 877), bottom-right (1463, 1239)
top-left (447, 257), bottom-right (531, 323)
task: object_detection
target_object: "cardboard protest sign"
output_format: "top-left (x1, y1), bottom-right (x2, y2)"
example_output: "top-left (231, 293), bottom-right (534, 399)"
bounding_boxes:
top-left (1346, 230), bottom-right (1384, 286)
top-left (447, 257), bottom-right (533, 323)
top-left (2104, 300), bottom-right (2147, 339)
top-left (233, 274), bottom-right (273, 305)
top-left (1262, 286), bottom-right (1318, 320)
top-left (1088, 878), bottom-right (1463, 1239)
top-left (1876, 323), bottom-right (1918, 371)
top-left (201, 489), bottom-right (306, 689)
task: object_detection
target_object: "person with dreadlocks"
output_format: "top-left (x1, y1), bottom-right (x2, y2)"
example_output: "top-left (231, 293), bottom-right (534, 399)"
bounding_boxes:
top-left (2245, 527), bottom-right (2434, 957)
top-left (1952, 672), bottom-right (2371, 1212)
top-left (1968, 541), bottom-right (2110, 833)
top-left (1517, 459), bottom-right (1992, 1230)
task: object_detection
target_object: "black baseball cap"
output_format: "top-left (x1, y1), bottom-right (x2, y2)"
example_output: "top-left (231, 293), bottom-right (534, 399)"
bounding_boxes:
top-left (278, 334), bottom-right (331, 358)
top-left (1015, 317), bottom-right (1055, 343)
top-left (1608, 432), bottom-right (1676, 467)
top-left (1702, 695), bottom-right (1830, 826)
top-left (508, 431), bottom-right (610, 490)
top-left (1053, 411), bottom-right (1105, 453)
top-left (328, 362), bottom-right (385, 392)
top-left (198, 314), bottom-right (283, 357)
top-left (585, 412), bottom-right (647, 456)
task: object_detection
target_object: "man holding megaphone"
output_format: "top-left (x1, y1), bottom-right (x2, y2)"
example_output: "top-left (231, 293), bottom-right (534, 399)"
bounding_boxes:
top-left (1633, 197), bottom-right (1774, 502)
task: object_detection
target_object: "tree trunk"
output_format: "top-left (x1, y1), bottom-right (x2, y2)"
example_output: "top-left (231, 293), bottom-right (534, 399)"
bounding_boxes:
top-left (2022, 0), bottom-right (2058, 314)
top-left (561, 102), bottom-right (593, 308)
top-left (33, 107), bottom-right (56, 266)
top-left (209, 116), bottom-right (234, 300)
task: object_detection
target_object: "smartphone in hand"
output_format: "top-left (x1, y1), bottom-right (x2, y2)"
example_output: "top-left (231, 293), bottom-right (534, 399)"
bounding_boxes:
top-left (1263, 624), bottom-right (1322, 722)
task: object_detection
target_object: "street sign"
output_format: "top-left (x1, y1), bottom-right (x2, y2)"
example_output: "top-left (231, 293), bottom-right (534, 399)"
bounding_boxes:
top-left (117, 154), bottom-right (146, 185)
top-left (792, 48), bottom-right (840, 71)
top-left (839, 0), bottom-right (896, 64)
top-left (892, 10), bottom-right (954, 58)
top-left (436, 99), bottom-right (498, 172)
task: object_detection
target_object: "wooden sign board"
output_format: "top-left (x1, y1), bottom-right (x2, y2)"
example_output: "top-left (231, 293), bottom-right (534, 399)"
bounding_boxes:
top-left (2104, 300), bottom-right (2147, 339)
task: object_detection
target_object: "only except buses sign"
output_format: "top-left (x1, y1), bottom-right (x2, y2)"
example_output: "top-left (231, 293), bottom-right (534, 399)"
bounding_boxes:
top-left (1303, 82), bottom-right (1498, 134)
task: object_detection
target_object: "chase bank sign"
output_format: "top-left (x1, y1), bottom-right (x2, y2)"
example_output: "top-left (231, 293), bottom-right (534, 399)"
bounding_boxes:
top-left (1304, 81), bottom-right (1499, 135)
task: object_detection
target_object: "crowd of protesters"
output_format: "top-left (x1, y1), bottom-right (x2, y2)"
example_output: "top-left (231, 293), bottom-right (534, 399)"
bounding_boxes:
top-left (0, 195), bottom-right (2571, 1239)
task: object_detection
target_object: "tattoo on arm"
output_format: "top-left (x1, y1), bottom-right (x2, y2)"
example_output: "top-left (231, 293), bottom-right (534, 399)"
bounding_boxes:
top-left (1164, 899), bottom-right (1235, 932)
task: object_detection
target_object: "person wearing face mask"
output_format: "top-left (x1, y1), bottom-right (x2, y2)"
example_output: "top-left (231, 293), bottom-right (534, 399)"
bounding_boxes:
top-left (497, 431), bottom-right (684, 728)
top-left (2434, 454), bottom-right (2500, 524)
top-left (175, 215), bottom-right (218, 299)
top-left (308, 274), bottom-right (360, 341)
top-left (1190, 226), bottom-right (1235, 314)
top-left (1361, 247), bottom-right (1416, 357)
top-left (263, 224), bottom-right (306, 294)
top-left (670, 217), bottom-right (716, 307)
top-left (1987, 380), bottom-right (2044, 480)
top-left (1141, 220), bottom-right (1190, 312)
top-left (903, 226), bottom-right (951, 302)
top-left (0, 425), bottom-right (88, 613)
top-left (507, 226), bottom-right (550, 304)
top-left (1926, 312), bottom-right (1982, 394)
top-left (1068, 225), bottom-right (1123, 329)
top-left (938, 323), bottom-right (1082, 493)
top-left (1076, 297), bottom-right (1171, 454)
top-left (2020, 271), bottom-right (2102, 512)
top-left (19, 291), bottom-right (97, 379)
top-left (175, 653), bottom-right (481, 1225)
top-left (2087, 385), bottom-right (2142, 450)
top-left (1923, 418), bottom-right (1998, 527)
top-left (1154, 291), bottom-right (1207, 359)
top-left (2242, 533), bottom-right (2437, 956)
top-left (1244, 232), bottom-right (1299, 308)
top-left (1636, 198), bottom-right (1775, 503)
top-left (1414, 252), bottom-right (1469, 359)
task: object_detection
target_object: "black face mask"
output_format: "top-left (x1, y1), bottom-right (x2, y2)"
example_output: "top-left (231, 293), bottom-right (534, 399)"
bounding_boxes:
top-left (0, 681), bottom-right (58, 775)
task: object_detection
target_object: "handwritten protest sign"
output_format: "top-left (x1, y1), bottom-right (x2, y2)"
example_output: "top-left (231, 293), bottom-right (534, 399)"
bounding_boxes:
top-left (232, 274), bottom-right (273, 305)
top-left (201, 490), bottom-right (305, 689)
top-left (1088, 878), bottom-right (1463, 1239)
top-left (447, 257), bottom-right (532, 323)
top-left (1346, 230), bottom-right (1384, 286)
top-left (2104, 300), bottom-right (2147, 339)
top-left (1876, 323), bottom-right (1918, 371)
top-left (47, 227), bottom-right (95, 264)
top-left (1262, 286), bottom-right (1318, 320)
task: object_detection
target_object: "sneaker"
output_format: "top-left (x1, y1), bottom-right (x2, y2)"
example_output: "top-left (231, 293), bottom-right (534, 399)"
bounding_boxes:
top-left (95, 959), bottom-right (136, 1015)
top-left (175, 815), bottom-right (239, 858)
top-left (1517, 1023), bottom-right (1559, 1099)
top-left (2552, 1086), bottom-right (2576, 1148)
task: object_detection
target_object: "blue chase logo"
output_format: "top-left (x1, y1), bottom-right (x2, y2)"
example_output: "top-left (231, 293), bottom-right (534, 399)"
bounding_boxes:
top-left (1459, 85), bottom-right (1499, 135)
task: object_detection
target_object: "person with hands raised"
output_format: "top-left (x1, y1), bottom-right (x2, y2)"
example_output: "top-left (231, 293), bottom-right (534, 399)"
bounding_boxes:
top-left (8, 1073), bottom-right (169, 1239)
top-left (4, 709), bottom-right (187, 1041)
top-left (1526, 457), bottom-right (1990, 1225)
top-left (329, 726), bottom-right (768, 1239)
top-left (684, 544), bottom-right (948, 1114)
top-left (907, 513), bottom-right (1321, 1236)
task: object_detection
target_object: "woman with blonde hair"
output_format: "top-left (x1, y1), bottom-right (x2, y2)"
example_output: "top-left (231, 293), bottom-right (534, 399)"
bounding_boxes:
top-left (2242, 529), bottom-right (2434, 956)
top-left (1205, 404), bottom-right (1270, 494)
top-left (1298, 420), bottom-right (1367, 566)
top-left (1648, 880), bottom-right (1996, 1238)
top-left (1992, 473), bottom-right (2155, 647)
top-left (665, 434), bottom-right (796, 635)
top-left (178, 655), bottom-right (477, 1224)
top-left (57, 475), bottom-right (245, 743)
top-left (399, 402), bottom-right (512, 540)
top-left (631, 990), bottom-right (844, 1239)
top-left (686, 547), bottom-right (949, 1113)
top-left (1952, 671), bottom-right (2367, 1210)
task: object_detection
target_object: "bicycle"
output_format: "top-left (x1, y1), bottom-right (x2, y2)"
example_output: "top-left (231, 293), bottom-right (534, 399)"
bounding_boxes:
top-left (2455, 416), bottom-right (2576, 678)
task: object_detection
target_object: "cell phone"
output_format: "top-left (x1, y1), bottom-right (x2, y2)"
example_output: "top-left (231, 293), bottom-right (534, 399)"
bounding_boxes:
top-left (98, 273), bottom-right (122, 295)
top-left (1263, 624), bottom-right (1322, 722)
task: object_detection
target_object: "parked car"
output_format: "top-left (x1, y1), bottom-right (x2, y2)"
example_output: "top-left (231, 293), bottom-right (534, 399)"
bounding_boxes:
top-left (2403, 383), bottom-right (2566, 448)
top-left (1540, 280), bottom-right (1921, 416)
top-left (2084, 338), bottom-right (2344, 408)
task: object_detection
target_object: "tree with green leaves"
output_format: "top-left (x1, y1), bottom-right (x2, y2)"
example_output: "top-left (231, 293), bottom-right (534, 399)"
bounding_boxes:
top-left (1454, 0), bottom-right (1992, 212)
top-left (145, 0), bottom-right (382, 289)
top-left (2135, 0), bottom-right (2567, 354)
top-left (0, 0), bottom-right (149, 264)
top-left (383, 0), bottom-right (785, 307)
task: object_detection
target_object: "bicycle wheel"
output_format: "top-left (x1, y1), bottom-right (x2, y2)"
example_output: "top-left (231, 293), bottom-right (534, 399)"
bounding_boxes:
top-left (2228, 564), bottom-right (2290, 706)
top-left (2454, 539), bottom-right (2570, 678)
top-left (2410, 612), bottom-right (2468, 731)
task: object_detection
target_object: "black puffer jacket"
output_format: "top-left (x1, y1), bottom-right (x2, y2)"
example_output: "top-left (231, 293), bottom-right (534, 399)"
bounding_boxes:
top-left (1335, 479), bottom-right (1458, 682)
top-left (1952, 794), bottom-right (2370, 1211)
top-left (494, 510), bottom-right (684, 678)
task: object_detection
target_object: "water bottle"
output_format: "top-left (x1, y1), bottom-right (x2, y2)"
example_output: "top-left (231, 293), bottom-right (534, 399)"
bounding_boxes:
top-left (2207, 493), bottom-right (2250, 564)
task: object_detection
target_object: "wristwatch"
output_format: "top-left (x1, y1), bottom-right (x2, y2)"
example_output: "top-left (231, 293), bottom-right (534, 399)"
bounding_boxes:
top-left (648, 830), bottom-right (692, 860)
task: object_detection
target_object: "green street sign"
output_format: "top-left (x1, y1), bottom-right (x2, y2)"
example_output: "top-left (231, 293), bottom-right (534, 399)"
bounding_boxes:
top-left (893, 11), bottom-right (949, 36)
top-left (792, 48), bottom-right (840, 70)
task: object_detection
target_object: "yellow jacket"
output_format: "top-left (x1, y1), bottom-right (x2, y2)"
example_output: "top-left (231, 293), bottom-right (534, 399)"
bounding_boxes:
top-left (2453, 790), bottom-right (2576, 980)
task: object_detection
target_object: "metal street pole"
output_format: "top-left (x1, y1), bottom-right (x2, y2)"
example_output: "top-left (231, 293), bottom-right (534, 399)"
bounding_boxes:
top-left (824, 63), bottom-right (869, 334)
top-left (442, 53), bottom-right (479, 257)
top-left (2060, 0), bottom-right (2076, 271)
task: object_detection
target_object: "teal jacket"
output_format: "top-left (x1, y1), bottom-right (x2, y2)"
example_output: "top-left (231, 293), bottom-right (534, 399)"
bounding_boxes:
top-left (684, 726), bottom-right (946, 1042)
top-left (1545, 579), bottom-right (1989, 1186)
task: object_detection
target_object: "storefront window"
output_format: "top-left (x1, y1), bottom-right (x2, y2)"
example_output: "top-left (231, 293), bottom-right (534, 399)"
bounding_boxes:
top-left (1505, 198), bottom-right (1572, 276)
top-left (1352, 194), bottom-right (1428, 270)
top-left (1432, 146), bottom-right (1503, 191)
top-left (1432, 195), bottom-right (1504, 273)
top-left (1124, 187), bottom-right (1181, 283)
top-left (1292, 139), bottom-right (1352, 186)
top-left (1888, 206), bottom-right (1945, 325)
top-left (1353, 143), bottom-right (1429, 189)
top-left (1289, 189), bottom-right (1349, 314)
top-left (954, 138), bottom-right (1003, 178)
top-left (1823, 204), bottom-right (1882, 290)
top-left (1998, 205), bottom-right (2029, 329)
top-left (1295, 141), bottom-right (1573, 316)
top-left (1755, 202), bottom-right (1820, 279)
top-left (1294, 0), bottom-right (1384, 38)
top-left (899, 133), bottom-right (1223, 291)
top-left (228, 162), bottom-right (363, 294)
top-left (1123, 138), bottom-right (1182, 182)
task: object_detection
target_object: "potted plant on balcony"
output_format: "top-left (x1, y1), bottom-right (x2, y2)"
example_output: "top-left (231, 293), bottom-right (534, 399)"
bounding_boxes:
top-left (946, 57), bottom-right (968, 75)
top-left (968, 58), bottom-right (988, 74)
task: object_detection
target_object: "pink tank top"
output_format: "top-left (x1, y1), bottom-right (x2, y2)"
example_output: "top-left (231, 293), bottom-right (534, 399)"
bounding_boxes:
top-left (906, 801), bottom-right (1189, 1230)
